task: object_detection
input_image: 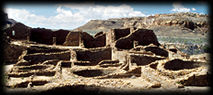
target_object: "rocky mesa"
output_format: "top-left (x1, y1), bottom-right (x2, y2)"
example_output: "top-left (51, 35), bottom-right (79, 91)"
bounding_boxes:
top-left (76, 12), bottom-right (209, 37)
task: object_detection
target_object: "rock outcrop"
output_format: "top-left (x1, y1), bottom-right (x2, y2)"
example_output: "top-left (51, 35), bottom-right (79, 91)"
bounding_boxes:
top-left (76, 12), bottom-right (209, 37)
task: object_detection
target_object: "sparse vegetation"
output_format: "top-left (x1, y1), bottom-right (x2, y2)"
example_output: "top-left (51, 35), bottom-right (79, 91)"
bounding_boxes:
top-left (157, 36), bottom-right (208, 45)
top-left (157, 36), bottom-right (208, 55)
top-left (203, 44), bottom-right (210, 53)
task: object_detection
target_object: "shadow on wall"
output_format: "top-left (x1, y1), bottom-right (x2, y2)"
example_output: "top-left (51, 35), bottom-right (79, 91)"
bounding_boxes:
top-left (30, 29), bottom-right (70, 45)
top-left (63, 31), bottom-right (106, 48)
top-left (76, 48), bottom-right (112, 65)
top-left (115, 29), bottom-right (160, 49)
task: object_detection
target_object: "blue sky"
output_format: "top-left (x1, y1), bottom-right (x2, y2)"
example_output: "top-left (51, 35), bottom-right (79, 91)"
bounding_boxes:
top-left (4, 2), bottom-right (208, 30)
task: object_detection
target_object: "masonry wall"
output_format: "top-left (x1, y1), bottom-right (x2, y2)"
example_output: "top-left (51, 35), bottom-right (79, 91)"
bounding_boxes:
top-left (53, 30), bottom-right (70, 45)
top-left (76, 47), bottom-right (112, 65)
top-left (63, 32), bottom-right (81, 46)
top-left (112, 49), bottom-right (128, 64)
top-left (106, 28), bottom-right (131, 47)
top-left (114, 28), bottom-right (130, 40)
top-left (30, 28), bottom-right (53, 45)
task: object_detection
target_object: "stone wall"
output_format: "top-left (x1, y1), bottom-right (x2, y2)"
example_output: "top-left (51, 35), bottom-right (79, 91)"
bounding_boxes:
top-left (64, 31), bottom-right (106, 48)
top-left (106, 29), bottom-right (114, 47)
top-left (23, 51), bottom-right (71, 63)
top-left (53, 30), bottom-right (70, 45)
top-left (115, 29), bottom-right (160, 49)
top-left (106, 28), bottom-right (131, 47)
top-left (3, 44), bottom-right (27, 63)
top-left (112, 49), bottom-right (128, 64)
top-left (63, 32), bottom-right (81, 46)
top-left (76, 47), bottom-right (112, 65)
top-left (114, 28), bottom-right (130, 40)
top-left (4, 22), bottom-right (30, 40)
top-left (30, 28), bottom-right (53, 45)
top-left (130, 54), bottom-right (163, 66)
top-left (93, 33), bottom-right (106, 47)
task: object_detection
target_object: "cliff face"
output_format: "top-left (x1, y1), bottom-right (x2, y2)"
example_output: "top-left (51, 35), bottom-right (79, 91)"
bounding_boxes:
top-left (76, 12), bottom-right (209, 37)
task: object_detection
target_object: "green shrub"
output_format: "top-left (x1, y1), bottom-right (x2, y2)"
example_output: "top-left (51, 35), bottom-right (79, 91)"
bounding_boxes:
top-left (203, 45), bottom-right (210, 53)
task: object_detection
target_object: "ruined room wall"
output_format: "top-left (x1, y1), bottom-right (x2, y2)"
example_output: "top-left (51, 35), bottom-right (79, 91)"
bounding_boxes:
top-left (112, 49), bottom-right (128, 64)
top-left (64, 31), bottom-right (106, 48)
top-left (164, 59), bottom-right (202, 70)
top-left (82, 32), bottom-right (106, 48)
top-left (23, 51), bottom-right (71, 63)
top-left (53, 29), bottom-right (70, 45)
top-left (26, 46), bottom-right (68, 54)
top-left (106, 29), bottom-right (114, 47)
top-left (3, 43), bottom-right (27, 63)
top-left (30, 28), bottom-right (53, 45)
top-left (63, 32), bottom-right (81, 46)
top-left (115, 29), bottom-right (160, 49)
top-left (94, 31), bottom-right (104, 38)
top-left (144, 46), bottom-right (168, 57)
top-left (76, 48), bottom-right (112, 65)
top-left (93, 33), bottom-right (106, 47)
top-left (4, 22), bottom-right (31, 40)
top-left (106, 28), bottom-right (130, 47)
top-left (130, 55), bottom-right (163, 66)
top-left (113, 28), bottom-right (130, 40)
top-left (81, 32), bottom-right (95, 48)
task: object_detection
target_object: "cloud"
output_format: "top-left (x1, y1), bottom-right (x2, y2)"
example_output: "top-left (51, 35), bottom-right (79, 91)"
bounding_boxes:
top-left (4, 4), bottom-right (146, 30)
top-left (171, 2), bottom-right (191, 12)
top-left (59, 4), bottom-right (146, 19)
top-left (191, 8), bottom-right (196, 11)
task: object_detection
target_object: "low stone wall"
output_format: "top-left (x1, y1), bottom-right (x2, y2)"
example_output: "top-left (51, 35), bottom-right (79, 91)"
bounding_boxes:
top-left (130, 54), bottom-right (163, 66)
top-left (144, 46), bottom-right (168, 57)
top-left (76, 47), bottom-right (112, 65)
top-left (8, 70), bottom-right (56, 77)
top-left (112, 49), bottom-right (128, 64)
top-left (164, 59), bottom-right (202, 70)
top-left (23, 51), bottom-right (71, 63)
top-left (27, 46), bottom-right (68, 54)
top-left (4, 44), bottom-right (27, 63)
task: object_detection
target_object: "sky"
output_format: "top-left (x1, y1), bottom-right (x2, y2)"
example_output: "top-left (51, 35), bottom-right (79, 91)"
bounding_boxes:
top-left (4, 2), bottom-right (208, 30)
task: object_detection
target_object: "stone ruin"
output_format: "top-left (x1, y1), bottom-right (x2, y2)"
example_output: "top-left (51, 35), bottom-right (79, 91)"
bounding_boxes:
top-left (4, 27), bottom-right (209, 93)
